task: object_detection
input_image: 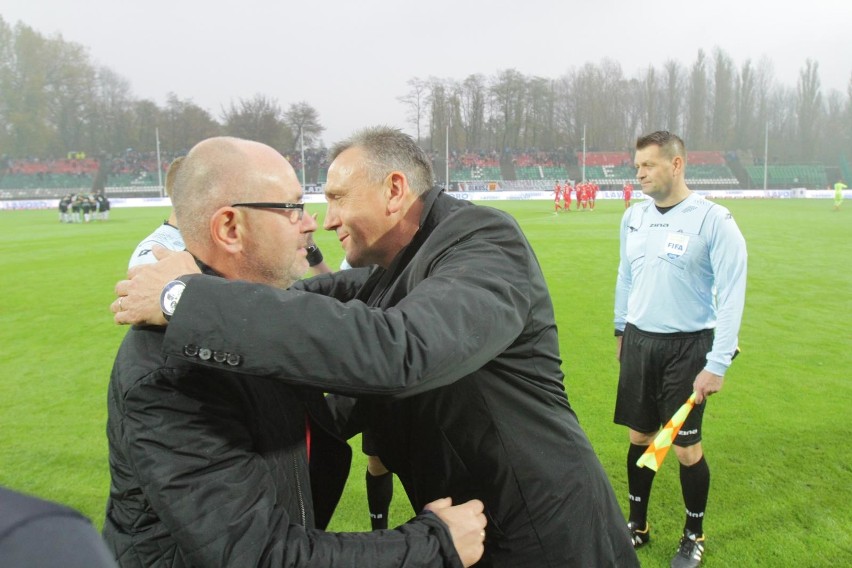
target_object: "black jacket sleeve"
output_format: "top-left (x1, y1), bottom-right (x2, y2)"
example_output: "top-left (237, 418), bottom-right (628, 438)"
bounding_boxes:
top-left (290, 267), bottom-right (372, 300)
top-left (162, 208), bottom-right (532, 398)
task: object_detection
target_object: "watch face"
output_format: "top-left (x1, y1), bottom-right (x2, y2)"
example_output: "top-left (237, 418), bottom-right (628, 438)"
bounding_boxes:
top-left (162, 280), bottom-right (186, 316)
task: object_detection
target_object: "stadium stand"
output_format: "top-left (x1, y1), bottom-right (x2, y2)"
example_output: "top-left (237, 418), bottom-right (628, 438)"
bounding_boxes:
top-left (0, 157), bottom-right (99, 191)
top-left (577, 151), bottom-right (632, 166)
top-left (582, 165), bottom-right (635, 184)
top-left (450, 166), bottom-right (503, 181)
top-left (574, 150), bottom-right (737, 187)
top-left (743, 165), bottom-right (828, 189)
top-left (514, 167), bottom-right (541, 180)
top-left (0, 148), bottom-right (834, 194)
top-left (541, 166), bottom-right (570, 179)
top-left (687, 151), bottom-right (726, 165)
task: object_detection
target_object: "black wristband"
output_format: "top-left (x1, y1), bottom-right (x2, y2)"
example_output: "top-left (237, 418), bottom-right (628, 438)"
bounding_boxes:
top-left (306, 244), bottom-right (324, 267)
top-left (614, 329), bottom-right (624, 337)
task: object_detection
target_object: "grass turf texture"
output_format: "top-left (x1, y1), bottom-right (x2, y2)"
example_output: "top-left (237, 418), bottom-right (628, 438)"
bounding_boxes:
top-left (0, 198), bottom-right (849, 566)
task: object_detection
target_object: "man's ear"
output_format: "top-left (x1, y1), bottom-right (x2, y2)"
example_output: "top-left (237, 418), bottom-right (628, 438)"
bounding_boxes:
top-left (672, 155), bottom-right (684, 177)
top-left (386, 171), bottom-right (408, 214)
top-left (209, 207), bottom-right (243, 253)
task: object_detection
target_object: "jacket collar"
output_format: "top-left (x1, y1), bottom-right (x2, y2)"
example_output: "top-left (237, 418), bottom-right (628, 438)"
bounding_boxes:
top-left (360, 185), bottom-right (447, 305)
top-left (417, 185), bottom-right (446, 229)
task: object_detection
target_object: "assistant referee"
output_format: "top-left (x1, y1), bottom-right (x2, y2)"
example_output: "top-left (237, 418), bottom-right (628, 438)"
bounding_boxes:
top-left (613, 131), bottom-right (747, 568)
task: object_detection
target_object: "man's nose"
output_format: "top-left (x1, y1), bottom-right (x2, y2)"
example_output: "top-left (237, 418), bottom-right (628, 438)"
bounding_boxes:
top-left (302, 209), bottom-right (319, 232)
top-left (323, 206), bottom-right (338, 231)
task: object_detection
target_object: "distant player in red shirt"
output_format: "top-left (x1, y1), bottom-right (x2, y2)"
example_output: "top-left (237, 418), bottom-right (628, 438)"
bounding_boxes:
top-left (553, 182), bottom-right (563, 213)
top-left (623, 182), bottom-right (633, 209)
top-left (589, 183), bottom-right (599, 210)
top-left (563, 182), bottom-right (572, 211)
top-left (577, 183), bottom-right (588, 210)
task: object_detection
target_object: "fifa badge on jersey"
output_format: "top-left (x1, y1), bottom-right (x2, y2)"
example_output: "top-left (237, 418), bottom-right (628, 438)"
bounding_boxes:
top-left (664, 233), bottom-right (690, 259)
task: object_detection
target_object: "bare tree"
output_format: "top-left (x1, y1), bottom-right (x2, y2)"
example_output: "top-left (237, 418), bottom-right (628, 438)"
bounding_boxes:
top-left (43, 38), bottom-right (97, 155)
top-left (160, 94), bottom-right (220, 154)
top-left (796, 59), bottom-right (822, 161)
top-left (622, 77), bottom-right (644, 144)
top-left (822, 89), bottom-right (846, 164)
top-left (90, 66), bottom-right (134, 153)
top-left (662, 60), bottom-right (684, 134)
top-left (490, 69), bottom-right (527, 150)
top-left (734, 59), bottom-right (756, 151)
top-left (686, 49), bottom-right (709, 149)
top-left (459, 74), bottom-right (487, 149)
top-left (524, 76), bottom-right (557, 150)
top-left (640, 65), bottom-right (660, 135)
top-left (220, 94), bottom-right (291, 150)
top-left (126, 99), bottom-right (162, 153)
top-left (426, 77), bottom-right (450, 152)
top-left (711, 48), bottom-right (736, 149)
top-left (398, 77), bottom-right (428, 143)
top-left (283, 101), bottom-right (324, 150)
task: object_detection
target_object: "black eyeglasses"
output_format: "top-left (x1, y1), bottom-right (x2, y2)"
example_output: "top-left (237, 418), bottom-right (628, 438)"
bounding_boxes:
top-left (231, 202), bottom-right (305, 224)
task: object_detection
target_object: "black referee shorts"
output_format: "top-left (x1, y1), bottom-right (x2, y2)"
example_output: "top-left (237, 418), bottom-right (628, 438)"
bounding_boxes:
top-left (614, 323), bottom-right (713, 447)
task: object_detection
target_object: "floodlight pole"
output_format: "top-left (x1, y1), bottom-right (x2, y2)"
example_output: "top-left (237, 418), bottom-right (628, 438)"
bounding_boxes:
top-left (445, 123), bottom-right (450, 191)
top-left (581, 124), bottom-right (587, 183)
top-left (155, 128), bottom-right (163, 196)
top-left (763, 122), bottom-right (769, 191)
top-left (300, 126), bottom-right (306, 187)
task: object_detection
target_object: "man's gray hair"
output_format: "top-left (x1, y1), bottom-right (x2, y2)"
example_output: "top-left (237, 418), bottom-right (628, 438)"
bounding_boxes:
top-left (330, 126), bottom-right (434, 196)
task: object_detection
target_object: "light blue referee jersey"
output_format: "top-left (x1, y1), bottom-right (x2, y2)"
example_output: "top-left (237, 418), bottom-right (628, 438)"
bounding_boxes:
top-left (614, 192), bottom-right (747, 376)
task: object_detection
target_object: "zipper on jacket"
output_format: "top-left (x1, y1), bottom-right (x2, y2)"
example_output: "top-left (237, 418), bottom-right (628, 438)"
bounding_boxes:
top-left (292, 453), bottom-right (306, 526)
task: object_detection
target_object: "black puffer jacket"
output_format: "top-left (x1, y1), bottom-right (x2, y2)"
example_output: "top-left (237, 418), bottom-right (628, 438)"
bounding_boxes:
top-left (103, 324), bottom-right (462, 567)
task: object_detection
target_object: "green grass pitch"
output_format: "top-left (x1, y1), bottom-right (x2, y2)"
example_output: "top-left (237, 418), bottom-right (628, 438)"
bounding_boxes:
top-left (0, 198), bottom-right (849, 566)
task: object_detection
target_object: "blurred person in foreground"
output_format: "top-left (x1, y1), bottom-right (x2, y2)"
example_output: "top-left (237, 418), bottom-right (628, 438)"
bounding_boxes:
top-left (104, 136), bottom-right (486, 567)
top-left (1, 485), bottom-right (117, 568)
top-left (113, 127), bottom-right (638, 567)
top-left (614, 131), bottom-right (747, 567)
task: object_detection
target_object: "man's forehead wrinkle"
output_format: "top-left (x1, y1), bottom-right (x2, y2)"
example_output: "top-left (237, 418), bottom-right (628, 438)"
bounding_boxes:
top-left (337, 160), bottom-right (366, 180)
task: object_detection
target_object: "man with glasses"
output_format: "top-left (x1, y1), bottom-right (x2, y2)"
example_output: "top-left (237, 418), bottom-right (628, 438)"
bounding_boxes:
top-left (104, 136), bottom-right (486, 568)
top-left (113, 127), bottom-right (638, 567)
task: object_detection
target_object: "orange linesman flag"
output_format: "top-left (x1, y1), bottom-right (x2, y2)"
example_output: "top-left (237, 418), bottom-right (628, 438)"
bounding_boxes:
top-left (636, 392), bottom-right (697, 471)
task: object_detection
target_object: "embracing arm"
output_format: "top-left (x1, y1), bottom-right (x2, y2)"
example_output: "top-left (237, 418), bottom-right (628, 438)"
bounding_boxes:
top-left (292, 266), bottom-right (372, 300)
top-left (161, 216), bottom-right (531, 397)
top-left (113, 249), bottom-right (371, 325)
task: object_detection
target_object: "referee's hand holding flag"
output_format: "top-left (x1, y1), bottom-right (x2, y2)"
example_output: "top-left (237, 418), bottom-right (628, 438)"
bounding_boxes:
top-left (636, 393), bottom-right (697, 472)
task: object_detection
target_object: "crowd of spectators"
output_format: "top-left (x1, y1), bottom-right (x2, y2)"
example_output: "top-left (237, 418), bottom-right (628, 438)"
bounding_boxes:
top-left (2, 148), bottom-right (580, 187)
top-left (4, 148), bottom-right (829, 193)
top-left (282, 147), bottom-right (330, 177)
top-left (4, 155), bottom-right (100, 175)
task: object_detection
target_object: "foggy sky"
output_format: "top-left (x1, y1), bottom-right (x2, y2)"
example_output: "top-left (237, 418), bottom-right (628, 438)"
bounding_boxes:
top-left (3, 0), bottom-right (851, 145)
